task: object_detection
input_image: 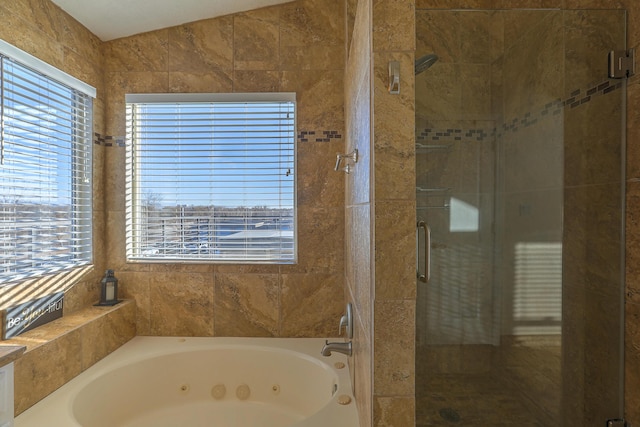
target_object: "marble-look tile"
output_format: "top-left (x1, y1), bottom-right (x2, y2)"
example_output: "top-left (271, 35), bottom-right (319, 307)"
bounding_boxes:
top-left (63, 45), bottom-right (102, 94)
top-left (375, 201), bottom-right (416, 300)
top-left (105, 210), bottom-right (127, 272)
top-left (582, 287), bottom-right (625, 424)
top-left (149, 272), bottom-right (214, 336)
top-left (564, 10), bottom-right (626, 97)
top-left (297, 140), bottom-right (345, 208)
top-left (373, 300), bottom-right (415, 395)
top-left (459, 11), bottom-right (491, 65)
top-left (232, 70), bottom-right (280, 92)
top-left (280, 69), bottom-right (345, 132)
top-left (502, 11), bottom-right (563, 120)
top-left (118, 271), bottom-right (152, 335)
top-left (624, 1), bottom-right (640, 54)
top-left (233, 8), bottom-right (280, 71)
top-left (562, 282), bottom-right (585, 410)
top-left (415, 63), bottom-right (460, 121)
top-left (503, 10), bottom-right (554, 52)
top-left (346, 0), bottom-right (358, 56)
top-left (564, 93), bottom-right (623, 187)
top-left (103, 30), bottom-right (168, 72)
top-left (214, 273), bottom-right (279, 336)
top-left (346, 204), bottom-right (372, 340)
top-left (80, 301), bottom-right (135, 368)
top-left (280, 0), bottom-right (345, 46)
top-left (460, 64), bottom-right (492, 120)
top-left (564, 0), bottom-right (625, 9)
top-left (63, 279), bottom-right (101, 314)
top-left (169, 71), bottom-right (233, 93)
top-left (490, 58), bottom-right (504, 120)
top-left (280, 273), bottom-right (344, 337)
top-left (625, 301), bottom-right (640, 424)
top-left (14, 329), bottom-right (82, 415)
top-left (374, 396), bottom-right (415, 426)
top-left (415, 10), bottom-right (459, 64)
top-left (563, 184), bottom-right (623, 296)
top-left (352, 316), bottom-right (372, 427)
top-left (626, 81), bottom-right (640, 180)
top-left (280, 44), bottom-right (345, 72)
top-left (215, 264), bottom-right (280, 274)
top-left (57, 5), bottom-right (102, 64)
top-left (150, 264), bottom-right (214, 274)
top-left (104, 71), bottom-right (170, 136)
top-left (279, 0), bottom-right (345, 71)
top-left (373, 52), bottom-right (415, 201)
top-left (280, 206), bottom-right (344, 274)
top-left (0, 5), bottom-right (64, 70)
top-left (416, 0), bottom-right (492, 7)
top-left (168, 17), bottom-right (233, 73)
top-left (493, 0), bottom-right (548, 7)
top-left (501, 114), bottom-right (563, 193)
top-left (104, 143), bottom-right (126, 214)
top-left (346, 0), bottom-right (371, 85)
top-left (345, 27), bottom-right (371, 208)
top-left (372, 0), bottom-right (415, 53)
top-left (346, 93), bottom-right (372, 206)
top-left (2, 0), bottom-right (63, 42)
top-left (627, 180), bottom-right (640, 304)
top-left (502, 189), bottom-right (563, 247)
top-left (489, 11), bottom-right (504, 64)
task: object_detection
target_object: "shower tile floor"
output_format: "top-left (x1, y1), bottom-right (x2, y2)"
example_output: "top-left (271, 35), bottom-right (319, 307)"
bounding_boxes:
top-left (416, 342), bottom-right (560, 427)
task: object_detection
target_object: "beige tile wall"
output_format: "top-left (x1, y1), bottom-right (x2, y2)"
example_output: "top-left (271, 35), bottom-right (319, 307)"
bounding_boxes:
top-left (371, 0), bottom-right (417, 424)
top-left (344, 0), bottom-right (373, 424)
top-left (101, 0), bottom-right (347, 338)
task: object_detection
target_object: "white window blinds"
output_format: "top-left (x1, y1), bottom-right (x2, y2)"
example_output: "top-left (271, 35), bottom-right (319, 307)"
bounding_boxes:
top-left (125, 93), bottom-right (296, 263)
top-left (0, 55), bottom-right (94, 284)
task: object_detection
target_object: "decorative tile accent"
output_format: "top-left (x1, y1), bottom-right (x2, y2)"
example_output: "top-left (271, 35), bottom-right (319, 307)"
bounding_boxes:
top-left (298, 129), bottom-right (343, 143)
top-left (417, 128), bottom-right (489, 142)
top-left (94, 133), bottom-right (125, 147)
top-left (416, 79), bottom-right (622, 143)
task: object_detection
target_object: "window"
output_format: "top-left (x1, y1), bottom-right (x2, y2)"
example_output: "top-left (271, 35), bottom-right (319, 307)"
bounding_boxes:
top-left (125, 93), bottom-right (296, 263)
top-left (0, 41), bottom-right (95, 285)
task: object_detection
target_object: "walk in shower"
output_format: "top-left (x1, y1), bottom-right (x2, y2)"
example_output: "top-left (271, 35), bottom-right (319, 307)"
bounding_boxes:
top-left (415, 9), bottom-right (627, 426)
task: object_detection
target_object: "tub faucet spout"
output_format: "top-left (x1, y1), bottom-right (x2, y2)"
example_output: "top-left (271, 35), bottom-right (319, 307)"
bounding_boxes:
top-left (321, 340), bottom-right (352, 357)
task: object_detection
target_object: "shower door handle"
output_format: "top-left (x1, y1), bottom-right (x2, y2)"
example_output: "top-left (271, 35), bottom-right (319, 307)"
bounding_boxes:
top-left (417, 220), bottom-right (430, 283)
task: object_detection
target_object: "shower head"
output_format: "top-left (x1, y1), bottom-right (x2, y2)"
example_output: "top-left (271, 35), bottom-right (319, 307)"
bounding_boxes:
top-left (415, 53), bottom-right (439, 75)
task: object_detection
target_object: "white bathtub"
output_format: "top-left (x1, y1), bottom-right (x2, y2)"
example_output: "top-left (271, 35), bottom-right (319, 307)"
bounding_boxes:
top-left (15, 336), bottom-right (359, 427)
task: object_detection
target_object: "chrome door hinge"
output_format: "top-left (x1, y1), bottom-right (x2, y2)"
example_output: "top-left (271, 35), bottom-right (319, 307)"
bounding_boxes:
top-left (609, 49), bottom-right (635, 79)
top-left (607, 419), bottom-right (628, 427)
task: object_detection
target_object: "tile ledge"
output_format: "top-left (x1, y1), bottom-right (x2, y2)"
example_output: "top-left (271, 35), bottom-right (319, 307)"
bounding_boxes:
top-left (2, 300), bottom-right (134, 353)
top-left (0, 344), bottom-right (26, 368)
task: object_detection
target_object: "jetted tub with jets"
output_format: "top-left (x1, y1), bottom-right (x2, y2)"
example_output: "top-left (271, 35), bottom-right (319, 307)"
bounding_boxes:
top-left (15, 336), bottom-right (359, 427)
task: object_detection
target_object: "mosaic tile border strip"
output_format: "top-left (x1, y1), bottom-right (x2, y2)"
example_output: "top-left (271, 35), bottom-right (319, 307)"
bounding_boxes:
top-left (97, 130), bottom-right (344, 146)
top-left (94, 133), bottom-right (125, 147)
top-left (417, 128), bottom-right (491, 143)
top-left (416, 79), bottom-right (623, 143)
top-left (298, 129), bottom-right (343, 143)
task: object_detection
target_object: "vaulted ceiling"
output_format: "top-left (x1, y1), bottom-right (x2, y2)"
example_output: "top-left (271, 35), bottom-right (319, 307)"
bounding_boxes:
top-left (50, 0), bottom-right (294, 41)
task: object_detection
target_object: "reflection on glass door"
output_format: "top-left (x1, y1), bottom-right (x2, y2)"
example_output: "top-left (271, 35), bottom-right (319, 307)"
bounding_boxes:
top-left (415, 9), bottom-right (626, 426)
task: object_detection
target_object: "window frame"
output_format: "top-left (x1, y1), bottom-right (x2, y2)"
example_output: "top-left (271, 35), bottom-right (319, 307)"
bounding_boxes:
top-left (0, 40), bottom-right (95, 286)
top-left (124, 92), bottom-right (297, 264)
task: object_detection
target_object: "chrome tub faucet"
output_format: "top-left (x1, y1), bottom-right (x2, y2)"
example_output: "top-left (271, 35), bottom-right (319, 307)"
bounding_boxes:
top-left (321, 340), bottom-right (352, 357)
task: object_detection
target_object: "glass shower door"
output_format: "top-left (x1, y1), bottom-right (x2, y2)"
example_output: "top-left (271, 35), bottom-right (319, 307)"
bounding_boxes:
top-left (415, 9), bottom-right (627, 426)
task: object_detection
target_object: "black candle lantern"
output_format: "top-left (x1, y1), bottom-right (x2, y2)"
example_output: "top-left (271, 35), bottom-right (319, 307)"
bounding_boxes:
top-left (97, 269), bottom-right (119, 306)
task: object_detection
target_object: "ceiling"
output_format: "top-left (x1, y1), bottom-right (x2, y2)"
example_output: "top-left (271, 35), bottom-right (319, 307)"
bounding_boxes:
top-left (50, 0), bottom-right (293, 41)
